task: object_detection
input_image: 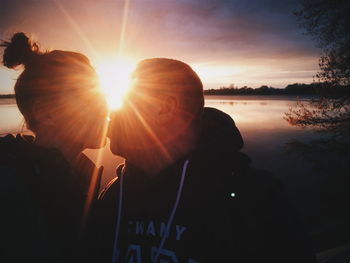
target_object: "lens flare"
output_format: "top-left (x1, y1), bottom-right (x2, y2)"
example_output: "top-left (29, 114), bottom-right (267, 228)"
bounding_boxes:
top-left (96, 57), bottom-right (136, 109)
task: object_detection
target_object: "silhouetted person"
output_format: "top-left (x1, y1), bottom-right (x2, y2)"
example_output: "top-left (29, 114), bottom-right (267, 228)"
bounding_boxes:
top-left (0, 32), bottom-right (108, 263)
top-left (87, 58), bottom-right (316, 262)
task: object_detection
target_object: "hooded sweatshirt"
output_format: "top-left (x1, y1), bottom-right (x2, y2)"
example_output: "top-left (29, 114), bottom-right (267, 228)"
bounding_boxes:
top-left (0, 134), bottom-right (102, 263)
top-left (87, 107), bottom-right (316, 263)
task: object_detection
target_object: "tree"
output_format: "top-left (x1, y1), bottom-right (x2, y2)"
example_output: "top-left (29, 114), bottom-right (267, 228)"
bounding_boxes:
top-left (285, 0), bottom-right (350, 173)
top-left (295, 0), bottom-right (350, 85)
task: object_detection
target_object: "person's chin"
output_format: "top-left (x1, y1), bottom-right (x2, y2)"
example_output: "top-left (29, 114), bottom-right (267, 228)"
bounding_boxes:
top-left (110, 141), bottom-right (130, 158)
top-left (109, 141), bottom-right (119, 155)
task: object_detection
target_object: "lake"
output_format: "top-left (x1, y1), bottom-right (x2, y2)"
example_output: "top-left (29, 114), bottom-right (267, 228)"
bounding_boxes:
top-left (0, 95), bottom-right (313, 189)
top-left (0, 95), bottom-right (348, 252)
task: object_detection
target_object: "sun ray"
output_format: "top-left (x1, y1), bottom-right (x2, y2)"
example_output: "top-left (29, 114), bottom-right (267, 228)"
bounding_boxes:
top-left (53, 0), bottom-right (98, 59)
top-left (50, 1), bottom-right (110, 235)
top-left (126, 98), bottom-right (173, 162)
top-left (96, 56), bottom-right (136, 110)
top-left (118, 0), bottom-right (131, 55)
top-left (80, 114), bottom-right (109, 234)
top-left (44, 90), bottom-right (109, 241)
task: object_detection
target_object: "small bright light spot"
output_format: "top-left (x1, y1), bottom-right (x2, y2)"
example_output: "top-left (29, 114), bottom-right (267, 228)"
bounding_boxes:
top-left (96, 56), bottom-right (136, 110)
top-left (230, 192), bottom-right (236, 198)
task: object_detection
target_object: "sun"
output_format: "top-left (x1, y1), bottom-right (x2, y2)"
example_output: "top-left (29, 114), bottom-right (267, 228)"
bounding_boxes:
top-left (96, 57), bottom-right (136, 109)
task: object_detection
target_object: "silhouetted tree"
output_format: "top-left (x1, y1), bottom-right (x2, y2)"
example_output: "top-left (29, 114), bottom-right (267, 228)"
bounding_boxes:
top-left (295, 0), bottom-right (350, 85)
top-left (285, 0), bottom-right (350, 174)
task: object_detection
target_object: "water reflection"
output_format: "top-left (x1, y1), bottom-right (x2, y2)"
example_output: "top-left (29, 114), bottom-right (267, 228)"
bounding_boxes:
top-left (205, 96), bottom-right (302, 132)
top-left (1, 96), bottom-right (313, 188)
top-left (0, 99), bottom-right (27, 136)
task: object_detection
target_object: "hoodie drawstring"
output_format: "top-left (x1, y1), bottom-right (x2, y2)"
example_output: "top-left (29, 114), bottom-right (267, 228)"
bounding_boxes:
top-left (153, 159), bottom-right (189, 262)
top-left (111, 166), bottom-right (125, 263)
top-left (111, 160), bottom-right (190, 263)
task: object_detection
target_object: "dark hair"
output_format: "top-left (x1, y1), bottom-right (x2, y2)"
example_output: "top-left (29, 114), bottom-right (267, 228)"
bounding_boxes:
top-left (1, 32), bottom-right (98, 131)
top-left (132, 58), bottom-right (204, 119)
top-left (1, 32), bottom-right (39, 68)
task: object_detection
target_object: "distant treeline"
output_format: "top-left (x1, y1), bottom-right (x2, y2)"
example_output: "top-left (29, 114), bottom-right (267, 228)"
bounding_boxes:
top-left (204, 83), bottom-right (350, 96)
top-left (0, 94), bottom-right (15, 98)
top-left (2, 83), bottom-right (349, 97)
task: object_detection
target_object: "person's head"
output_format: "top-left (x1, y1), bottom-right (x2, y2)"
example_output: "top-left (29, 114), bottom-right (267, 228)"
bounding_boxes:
top-left (1, 32), bottom-right (108, 151)
top-left (109, 58), bottom-right (204, 170)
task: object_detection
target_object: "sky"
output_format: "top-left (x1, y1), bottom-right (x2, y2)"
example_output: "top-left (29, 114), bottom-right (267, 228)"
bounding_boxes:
top-left (0, 0), bottom-right (321, 93)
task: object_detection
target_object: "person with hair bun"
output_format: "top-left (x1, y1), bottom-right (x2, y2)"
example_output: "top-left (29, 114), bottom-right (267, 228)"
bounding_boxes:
top-left (0, 32), bottom-right (108, 262)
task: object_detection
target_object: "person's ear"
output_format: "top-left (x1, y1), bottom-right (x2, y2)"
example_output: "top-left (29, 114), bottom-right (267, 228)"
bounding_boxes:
top-left (158, 96), bottom-right (178, 125)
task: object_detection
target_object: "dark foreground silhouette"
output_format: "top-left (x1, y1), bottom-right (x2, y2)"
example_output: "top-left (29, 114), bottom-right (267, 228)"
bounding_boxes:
top-left (84, 58), bottom-right (316, 263)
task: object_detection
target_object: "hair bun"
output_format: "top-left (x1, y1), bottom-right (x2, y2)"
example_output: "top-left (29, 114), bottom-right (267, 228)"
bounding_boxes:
top-left (1, 32), bottom-right (39, 69)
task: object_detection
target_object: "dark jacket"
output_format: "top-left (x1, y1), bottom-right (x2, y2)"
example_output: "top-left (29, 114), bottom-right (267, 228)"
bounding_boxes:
top-left (0, 134), bottom-right (102, 263)
top-left (87, 107), bottom-right (316, 263)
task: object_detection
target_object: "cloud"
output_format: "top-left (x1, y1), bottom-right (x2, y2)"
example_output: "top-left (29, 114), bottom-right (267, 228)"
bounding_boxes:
top-left (0, 0), bottom-right (320, 92)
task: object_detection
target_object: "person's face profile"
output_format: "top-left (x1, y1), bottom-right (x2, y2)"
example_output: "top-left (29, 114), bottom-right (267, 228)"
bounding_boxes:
top-left (107, 82), bottom-right (169, 156)
top-left (108, 90), bottom-right (185, 160)
top-left (57, 88), bottom-right (109, 149)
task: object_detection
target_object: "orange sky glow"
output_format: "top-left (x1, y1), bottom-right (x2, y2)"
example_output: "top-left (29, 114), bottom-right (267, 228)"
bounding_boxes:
top-left (0, 0), bottom-right (320, 98)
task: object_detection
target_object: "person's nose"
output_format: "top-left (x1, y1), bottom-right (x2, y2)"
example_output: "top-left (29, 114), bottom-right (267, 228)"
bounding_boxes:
top-left (107, 110), bottom-right (118, 138)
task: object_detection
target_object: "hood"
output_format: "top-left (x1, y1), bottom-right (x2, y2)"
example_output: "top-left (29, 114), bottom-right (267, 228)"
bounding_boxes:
top-left (197, 107), bottom-right (244, 154)
top-left (194, 107), bottom-right (251, 172)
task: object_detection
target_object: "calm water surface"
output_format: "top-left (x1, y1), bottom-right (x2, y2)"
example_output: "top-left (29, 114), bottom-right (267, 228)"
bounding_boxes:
top-left (0, 95), bottom-right (313, 185)
top-left (0, 95), bottom-right (316, 191)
